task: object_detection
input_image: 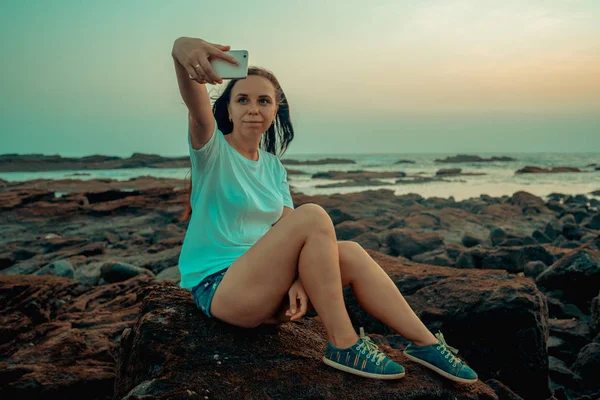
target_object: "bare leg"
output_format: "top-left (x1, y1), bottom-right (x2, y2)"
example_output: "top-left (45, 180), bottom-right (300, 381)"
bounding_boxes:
top-left (298, 231), bottom-right (359, 348)
top-left (336, 242), bottom-right (438, 346)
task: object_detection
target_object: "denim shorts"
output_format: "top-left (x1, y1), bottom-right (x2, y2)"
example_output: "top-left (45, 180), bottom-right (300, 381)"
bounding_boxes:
top-left (191, 268), bottom-right (228, 318)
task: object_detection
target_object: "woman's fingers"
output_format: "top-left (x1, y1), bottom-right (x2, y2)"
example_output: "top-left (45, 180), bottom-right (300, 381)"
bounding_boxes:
top-left (198, 56), bottom-right (221, 85)
top-left (210, 46), bottom-right (239, 66)
top-left (185, 64), bottom-right (200, 82)
top-left (287, 290), bottom-right (297, 315)
top-left (291, 296), bottom-right (307, 320)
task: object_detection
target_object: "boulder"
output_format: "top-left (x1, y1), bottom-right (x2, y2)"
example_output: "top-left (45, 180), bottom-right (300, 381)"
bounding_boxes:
top-left (463, 245), bottom-right (556, 273)
top-left (536, 249), bottom-right (600, 310)
top-left (571, 342), bottom-right (600, 389)
top-left (115, 282), bottom-right (499, 400)
top-left (342, 251), bottom-right (551, 400)
top-left (34, 260), bottom-right (74, 279)
top-left (155, 266), bottom-right (181, 283)
top-left (524, 261), bottom-right (547, 279)
top-left (489, 227), bottom-right (507, 246)
top-left (0, 274), bottom-right (153, 399)
top-left (100, 261), bottom-right (155, 283)
top-left (334, 220), bottom-right (370, 240)
top-left (384, 229), bottom-right (444, 259)
top-left (462, 234), bottom-right (483, 248)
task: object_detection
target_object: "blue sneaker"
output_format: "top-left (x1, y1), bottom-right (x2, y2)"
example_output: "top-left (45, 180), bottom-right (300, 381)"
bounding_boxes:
top-left (322, 327), bottom-right (405, 380)
top-left (403, 331), bottom-right (478, 384)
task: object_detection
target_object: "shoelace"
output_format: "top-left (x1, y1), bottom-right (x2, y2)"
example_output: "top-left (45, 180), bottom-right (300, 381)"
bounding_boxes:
top-left (435, 331), bottom-right (462, 367)
top-left (356, 327), bottom-right (388, 365)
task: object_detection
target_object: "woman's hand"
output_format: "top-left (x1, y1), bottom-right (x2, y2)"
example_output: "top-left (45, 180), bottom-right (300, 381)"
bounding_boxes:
top-left (171, 37), bottom-right (239, 85)
top-left (285, 279), bottom-right (309, 321)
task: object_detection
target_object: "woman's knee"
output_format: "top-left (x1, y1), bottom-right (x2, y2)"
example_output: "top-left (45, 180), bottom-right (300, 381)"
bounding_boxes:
top-left (338, 240), bottom-right (362, 263)
top-left (296, 203), bottom-right (335, 234)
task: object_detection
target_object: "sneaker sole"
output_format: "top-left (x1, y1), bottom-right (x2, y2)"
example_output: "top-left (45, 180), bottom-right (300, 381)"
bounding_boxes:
top-left (403, 352), bottom-right (477, 384)
top-left (322, 357), bottom-right (405, 380)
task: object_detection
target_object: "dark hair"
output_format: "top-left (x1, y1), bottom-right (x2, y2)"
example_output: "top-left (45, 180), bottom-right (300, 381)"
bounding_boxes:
top-left (180, 66), bottom-right (295, 222)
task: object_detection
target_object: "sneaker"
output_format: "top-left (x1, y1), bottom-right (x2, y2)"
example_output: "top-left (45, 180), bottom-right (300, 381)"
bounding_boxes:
top-left (403, 331), bottom-right (478, 384)
top-left (322, 327), bottom-right (405, 380)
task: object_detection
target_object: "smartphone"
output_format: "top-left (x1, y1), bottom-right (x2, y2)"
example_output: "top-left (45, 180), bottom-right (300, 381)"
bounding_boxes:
top-left (210, 50), bottom-right (248, 79)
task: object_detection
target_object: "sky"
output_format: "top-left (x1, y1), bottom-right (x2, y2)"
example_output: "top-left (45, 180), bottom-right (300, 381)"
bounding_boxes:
top-left (0, 0), bottom-right (599, 157)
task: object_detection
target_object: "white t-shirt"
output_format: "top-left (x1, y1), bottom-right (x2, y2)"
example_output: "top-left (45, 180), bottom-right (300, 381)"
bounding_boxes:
top-left (178, 118), bottom-right (294, 289)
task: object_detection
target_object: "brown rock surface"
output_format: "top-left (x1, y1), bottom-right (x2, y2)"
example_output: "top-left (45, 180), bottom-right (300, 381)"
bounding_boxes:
top-left (0, 274), bottom-right (153, 400)
top-left (115, 281), bottom-right (500, 400)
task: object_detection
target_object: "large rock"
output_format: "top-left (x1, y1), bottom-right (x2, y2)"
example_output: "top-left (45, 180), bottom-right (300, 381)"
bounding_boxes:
top-left (462, 245), bottom-right (556, 273)
top-left (342, 251), bottom-right (551, 400)
top-left (536, 248), bottom-right (600, 310)
top-left (571, 342), bottom-right (600, 389)
top-left (115, 282), bottom-right (498, 400)
top-left (384, 229), bottom-right (444, 259)
top-left (334, 220), bottom-right (370, 240)
top-left (0, 274), bottom-right (153, 399)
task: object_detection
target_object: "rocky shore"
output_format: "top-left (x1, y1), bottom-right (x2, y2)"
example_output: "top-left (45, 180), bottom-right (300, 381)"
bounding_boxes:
top-left (1, 175), bottom-right (599, 400)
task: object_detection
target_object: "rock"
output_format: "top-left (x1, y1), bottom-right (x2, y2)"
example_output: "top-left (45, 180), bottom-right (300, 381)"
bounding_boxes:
top-left (545, 295), bottom-right (586, 320)
top-left (412, 248), bottom-right (453, 266)
top-left (34, 260), bottom-right (74, 279)
top-left (115, 281), bottom-right (499, 400)
top-left (553, 235), bottom-right (568, 248)
top-left (434, 155), bottom-right (515, 163)
top-left (583, 213), bottom-right (600, 230)
top-left (548, 356), bottom-right (580, 385)
top-left (559, 214), bottom-right (577, 225)
top-left (0, 274), bottom-right (153, 399)
top-left (334, 221), bottom-right (370, 240)
top-left (515, 166), bottom-right (582, 174)
top-left (508, 191), bottom-right (547, 211)
top-left (485, 379), bottom-right (524, 400)
top-left (571, 342), bottom-right (600, 389)
top-left (548, 318), bottom-right (591, 365)
top-left (282, 158), bottom-right (356, 165)
top-left (532, 230), bottom-right (552, 244)
top-left (562, 223), bottom-right (586, 241)
top-left (564, 194), bottom-right (589, 206)
top-left (464, 245), bottom-right (555, 273)
top-left (567, 208), bottom-right (589, 224)
top-left (73, 262), bottom-right (103, 286)
top-left (342, 251), bottom-right (551, 400)
top-left (155, 266), bottom-right (180, 283)
top-left (490, 227), bottom-right (507, 246)
top-left (327, 207), bottom-right (357, 225)
top-left (462, 234), bottom-right (482, 248)
top-left (544, 220), bottom-right (564, 240)
top-left (352, 231), bottom-right (381, 251)
top-left (436, 168), bottom-right (462, 176)
top-left (498, 238), bottom-right (525, 247)
top-left (384, 229), bottom-right (444, 259)
top-left (100, 262), bottom-right (155, 283)
top-left (536, 249), bottom-right (600, 310)
top-left (524, 261), bottom-right (548, 279)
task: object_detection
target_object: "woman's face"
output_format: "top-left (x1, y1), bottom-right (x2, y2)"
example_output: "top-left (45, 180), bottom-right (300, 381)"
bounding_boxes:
top-left (228, 75), bottom-right (278, 136)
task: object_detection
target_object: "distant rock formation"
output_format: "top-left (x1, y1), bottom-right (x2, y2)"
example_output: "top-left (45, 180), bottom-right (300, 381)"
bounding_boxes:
top-left (435, 155), bottom-right (515, 163)
top-left (0, 153), bottom-right (191, 172)
top-left (282, 158), bottom-right (356, 165)
top-left (515, 166), bottom-right (582, 174)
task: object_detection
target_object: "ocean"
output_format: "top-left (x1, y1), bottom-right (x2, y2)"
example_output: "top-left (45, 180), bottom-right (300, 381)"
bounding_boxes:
top-left (1, 152), bottom-right (598, 201)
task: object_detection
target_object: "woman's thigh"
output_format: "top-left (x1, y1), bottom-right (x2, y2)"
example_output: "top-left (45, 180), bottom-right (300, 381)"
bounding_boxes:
top-left (209, 203), bottom-right (334, 328)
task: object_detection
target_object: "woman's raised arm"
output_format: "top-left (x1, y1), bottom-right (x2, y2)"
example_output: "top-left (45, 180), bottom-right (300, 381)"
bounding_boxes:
top-left (171, 37), bottom-right (238, 149)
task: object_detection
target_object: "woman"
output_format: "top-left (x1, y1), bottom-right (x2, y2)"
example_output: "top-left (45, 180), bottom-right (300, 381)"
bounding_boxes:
top-left (172, 36), bottom-right (478, 383)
